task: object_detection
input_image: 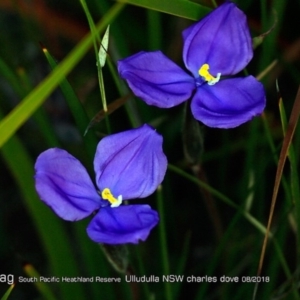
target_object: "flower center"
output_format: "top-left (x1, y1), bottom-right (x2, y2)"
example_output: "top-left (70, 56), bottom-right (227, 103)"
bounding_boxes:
top-left (198, 64), bottom-right (221, 86)
top-left (101, 188), bottom-right (122, 208)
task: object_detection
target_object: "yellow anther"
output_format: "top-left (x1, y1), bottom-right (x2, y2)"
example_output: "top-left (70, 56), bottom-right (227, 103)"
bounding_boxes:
top-left (199, 64), bottom-right (214, 81)
top-left (102, 188), bottom-right (117, 203)
top-left (101, 188), bottom-right (122, 208)
top-left (198, 64), bottom-right (221, 86)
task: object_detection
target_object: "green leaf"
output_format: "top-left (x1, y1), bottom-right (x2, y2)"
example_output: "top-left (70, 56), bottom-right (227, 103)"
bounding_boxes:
top-left (99, 25), bottom-right (110, 67)
top-left (0, 2), bottom-right (125, 149)
top-left (0, 107), bottom-right (86, 300)
top-left (24, 264), bottom-right (57, 300)
top-left (42, 46), bottom-right (98, 159)
top-left (0, 284), bottom-right (14, 300)
top-left (116, 0), bottom-right (210, 20)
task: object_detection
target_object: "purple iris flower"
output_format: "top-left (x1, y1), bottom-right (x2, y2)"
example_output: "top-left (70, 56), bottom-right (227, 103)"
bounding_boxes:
top-left (118, 2), bottom-right (266, 128)
top-left (34, 124), bottom-right (167, 244)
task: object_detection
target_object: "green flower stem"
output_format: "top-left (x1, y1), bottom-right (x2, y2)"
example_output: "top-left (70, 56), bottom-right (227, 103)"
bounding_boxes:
top-left (80, 0), bottom-right (112, 134)
top-left (156, 185), bottom-right (172, 300)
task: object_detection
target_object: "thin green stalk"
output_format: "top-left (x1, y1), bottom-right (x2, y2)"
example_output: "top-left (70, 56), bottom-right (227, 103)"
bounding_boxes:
top-left (173, 232), bottom-right (191, 297)
top-left (261, 113), bottom-right (292, 204)
top-left (91, 0), bottom-right (142, 128)
top-left (167, 165), bottom-right (292, 298)
top-left (106, 57), bottom-right (142, 128)
top-left (211, 0), bottom-right (217, 8)
top-left (0, 57), bottom-right (60, 148)
top-left (134, 246), bottom-right (151, 299)
top-left (167, 164), bottom-right (268, 237)
top-left (80, 0), bottom-right (111, 134)
top-left (24, 264), bottom-right (57, 300)
top-left (42, 47), bottom-right (98, 159)
top-left (0, 108), bottom-right (85, 300)
top-left (261, 216), bottom-right (288, 298)
top-left (0, 285), bottom-right (14, 300)
top-left (0, 2), bottom-right (125, 148)
top-left (195, 212), bottom-right (242, 299)
top-left (278, 99), bottom-right (300, 298)
top-left (116, 0), bottom-right (210, 21)
top-left (75, 224), bottom-right (116, 299)
top-left (99, 68), bottom-right (112, 133)
top-left (156, 185), bottom-right (172, 300)
top-left (279, 99), bottom-right (300, 218)
top-left (258, 0), bottom-right (286, 71)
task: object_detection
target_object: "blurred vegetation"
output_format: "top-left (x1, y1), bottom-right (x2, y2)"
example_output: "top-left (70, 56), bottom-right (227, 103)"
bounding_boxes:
top-left (0, 0), bottom-right (300, 299)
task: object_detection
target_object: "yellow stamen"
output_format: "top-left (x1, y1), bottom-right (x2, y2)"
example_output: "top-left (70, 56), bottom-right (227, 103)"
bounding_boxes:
top-left (198, 64), bottom-right (221, 86)
top-left (101, 188), bottom-right (122, 208)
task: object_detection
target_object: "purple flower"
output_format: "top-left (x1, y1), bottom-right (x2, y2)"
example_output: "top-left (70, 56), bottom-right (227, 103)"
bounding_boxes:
top-left (34, 124), bottom-right (167, 244)
top-left (118, 2), bottom-right (266, 128)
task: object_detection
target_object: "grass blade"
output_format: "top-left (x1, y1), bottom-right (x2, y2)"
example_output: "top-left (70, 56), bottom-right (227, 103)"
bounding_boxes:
top-left (0, 2), bottom-right (125, 148)
top-left (0, 108), bottom-right (85, 300)
top-left (0, 285), bottom-right (14, 300)
top-left (117, 0), bottom-right (210, 20)
top-left (255, 86), bottom-right (300, 298)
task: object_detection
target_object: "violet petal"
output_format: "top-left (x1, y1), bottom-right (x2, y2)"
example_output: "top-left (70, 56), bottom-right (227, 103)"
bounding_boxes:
top-left (86, 205), bottom-right (159, 244)
top-left (183, 2), bottom-right (253, 77)
top-left (190, 76), bottom-right (266, 128)
top-left (34, 148), bottom-right (101, 221)
top-left (94, 124), bottom-right (167, 200)
top-left (118, 51), bottom-right (195, 107)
